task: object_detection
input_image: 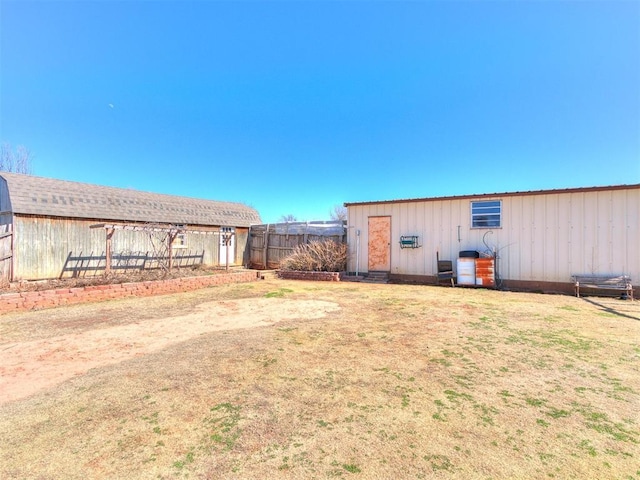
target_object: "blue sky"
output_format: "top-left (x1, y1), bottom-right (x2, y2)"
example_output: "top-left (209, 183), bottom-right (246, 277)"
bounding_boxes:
top-left (1, 0), bottom-right (639, 224)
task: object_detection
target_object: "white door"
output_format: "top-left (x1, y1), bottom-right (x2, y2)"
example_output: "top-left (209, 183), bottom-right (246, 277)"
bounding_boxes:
top-left (219, 227), bottom-right (235, 266)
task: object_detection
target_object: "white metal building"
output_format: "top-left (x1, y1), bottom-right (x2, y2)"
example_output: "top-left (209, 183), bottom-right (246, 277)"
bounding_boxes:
top-left (345, 184), bottom-right (639, 294)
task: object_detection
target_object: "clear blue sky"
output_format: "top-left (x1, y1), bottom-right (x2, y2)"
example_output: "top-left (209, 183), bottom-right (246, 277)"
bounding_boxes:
top-left (1, 0), bottom-right (639, 224)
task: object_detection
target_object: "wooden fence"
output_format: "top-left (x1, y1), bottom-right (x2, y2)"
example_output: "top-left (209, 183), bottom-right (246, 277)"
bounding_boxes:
top-left (60, 250), bottom-right (205, 278)
top-left (249, 221), bottom-right (346, 270)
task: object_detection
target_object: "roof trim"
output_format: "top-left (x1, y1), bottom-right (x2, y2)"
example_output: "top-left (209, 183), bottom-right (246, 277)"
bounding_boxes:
top-left (344, 184), bottom-right (640, 208)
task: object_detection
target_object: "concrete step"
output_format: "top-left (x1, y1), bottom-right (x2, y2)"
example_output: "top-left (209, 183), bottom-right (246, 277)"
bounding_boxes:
top-left (256, 270), bottom-right (279, 280)
top-left (362, 271), bottom-right (389, 284)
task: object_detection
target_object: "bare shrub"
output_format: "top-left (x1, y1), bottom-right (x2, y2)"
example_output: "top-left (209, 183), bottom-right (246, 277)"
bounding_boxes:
top-left (279, 240), bottom-right (347, 272)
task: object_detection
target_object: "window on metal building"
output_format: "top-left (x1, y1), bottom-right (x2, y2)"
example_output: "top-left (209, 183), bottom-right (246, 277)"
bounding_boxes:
top-left (471, 200), bottom-right (501, 228)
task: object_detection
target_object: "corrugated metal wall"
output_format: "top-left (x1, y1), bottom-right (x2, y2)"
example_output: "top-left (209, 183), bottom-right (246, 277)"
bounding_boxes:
top-left (12, 216), bottom-right (250, 280)
top-left (346, 188), bottom-right (640, 286)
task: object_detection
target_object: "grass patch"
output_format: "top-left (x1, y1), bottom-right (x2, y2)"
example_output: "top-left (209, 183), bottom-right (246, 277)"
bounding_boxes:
top-left (342, 463), bottom-right (361, 473)
top-left (265, 288), bottom-right (294, 298)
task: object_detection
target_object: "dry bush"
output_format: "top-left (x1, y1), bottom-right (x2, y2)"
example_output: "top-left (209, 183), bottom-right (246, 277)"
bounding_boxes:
top-left (279, 240), bottom-right (347, 272)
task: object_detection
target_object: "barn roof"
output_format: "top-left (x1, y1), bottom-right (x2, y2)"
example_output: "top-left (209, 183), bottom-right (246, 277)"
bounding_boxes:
top-left (0, 172), bottom-right (261, 227)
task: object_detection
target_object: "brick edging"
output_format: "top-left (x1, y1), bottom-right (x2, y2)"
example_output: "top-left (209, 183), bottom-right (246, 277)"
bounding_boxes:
top-left (0, 270), bottom-right (260, 314)
top-left (277, 270), bottom-right (343, 282)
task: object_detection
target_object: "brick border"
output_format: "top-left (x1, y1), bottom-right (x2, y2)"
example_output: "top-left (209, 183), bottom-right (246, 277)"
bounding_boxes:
top-left (277, 270), bottom-right (343, 282)
top-left (0, 270), bottom-right (260, 314)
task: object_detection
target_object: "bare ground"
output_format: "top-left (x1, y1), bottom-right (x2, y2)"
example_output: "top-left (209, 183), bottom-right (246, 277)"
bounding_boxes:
top-left (0, 279), bottom-right (639, 479)
top-left (0, 296), bottom-right (339, 404)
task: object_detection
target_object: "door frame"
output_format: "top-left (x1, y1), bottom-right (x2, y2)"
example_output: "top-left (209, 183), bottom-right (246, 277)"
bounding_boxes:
top-left (219, 227), bottom-right (236, 266)
top-left (367, 216), bottom-right (391, 271)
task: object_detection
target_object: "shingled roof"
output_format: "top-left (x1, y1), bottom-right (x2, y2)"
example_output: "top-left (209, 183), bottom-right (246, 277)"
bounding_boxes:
top-left (0, 172), bottom-right (261, 227)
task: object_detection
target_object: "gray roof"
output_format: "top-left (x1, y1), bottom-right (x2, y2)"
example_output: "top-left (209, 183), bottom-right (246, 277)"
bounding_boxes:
top-left (0, 172), bottom-right (261, 227)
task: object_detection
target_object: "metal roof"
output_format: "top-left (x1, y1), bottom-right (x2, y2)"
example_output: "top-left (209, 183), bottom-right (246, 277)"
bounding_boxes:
top-left (0, 172), bottom-right (261, 227)
top-left (344, 184), bottom-right (640, 207)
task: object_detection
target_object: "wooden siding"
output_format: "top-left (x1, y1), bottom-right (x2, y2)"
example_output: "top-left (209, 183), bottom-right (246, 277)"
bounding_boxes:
top-left (0, 221), bottom-right (11, 281)
top-left (346, 187), bottom-right (640, 286)
top-left (12, 216), bottom-right (250, 280)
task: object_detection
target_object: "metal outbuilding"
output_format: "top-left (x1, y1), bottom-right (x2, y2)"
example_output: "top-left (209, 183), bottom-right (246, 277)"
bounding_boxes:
top-left (345, 184), bottom-right (639, 296)
top-left (0, 172), bottom-right (261, 281)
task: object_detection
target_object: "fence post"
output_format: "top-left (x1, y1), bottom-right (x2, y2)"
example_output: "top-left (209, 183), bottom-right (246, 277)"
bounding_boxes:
top-left (263, 224), bottom-right (270, 269)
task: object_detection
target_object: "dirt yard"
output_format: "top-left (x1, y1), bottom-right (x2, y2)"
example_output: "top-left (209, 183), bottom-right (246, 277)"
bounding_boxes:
top-left (1, 279), bottom-right (639, 479)
top-left (0, 296), bottom-right (339, 404)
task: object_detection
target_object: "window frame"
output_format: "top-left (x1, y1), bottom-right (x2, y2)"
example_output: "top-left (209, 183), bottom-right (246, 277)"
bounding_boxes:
top-left (171, 232), bottom-right (188, 249)
top-left (470, 200), bottom-right (502, 229)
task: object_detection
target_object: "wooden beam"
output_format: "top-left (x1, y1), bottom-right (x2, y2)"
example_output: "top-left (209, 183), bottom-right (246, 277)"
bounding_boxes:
top-left (90, 222), bottom-right (218, 235)
top-left (105, 228), bottom-right (115, 275)
top-left (166, 230), bottom-right (183, 272)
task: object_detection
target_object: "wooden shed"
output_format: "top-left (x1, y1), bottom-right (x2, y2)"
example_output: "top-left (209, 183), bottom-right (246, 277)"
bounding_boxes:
top-left (0, 172), bottom-right (261, 281)
top-left (345, 184), bottom-right (639, 295)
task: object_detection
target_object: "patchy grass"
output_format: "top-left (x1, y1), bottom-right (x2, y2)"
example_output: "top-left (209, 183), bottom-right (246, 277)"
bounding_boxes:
top-left (0, 279), bottom-right (639, 479)
top-left (265, 287), bottom-right (294, 298)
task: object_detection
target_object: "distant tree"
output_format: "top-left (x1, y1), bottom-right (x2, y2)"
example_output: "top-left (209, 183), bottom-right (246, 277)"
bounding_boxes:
top-left (279, 214), bottom-right (298, 222)
top-left (330, 205), bottom-right (347, 222)
top-left (0, 143), bottom-right (33, 174)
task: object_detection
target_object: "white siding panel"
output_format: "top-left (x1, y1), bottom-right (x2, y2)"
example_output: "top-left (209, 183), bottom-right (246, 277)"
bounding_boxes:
top-left (569, 192), bottom-right (585, 276)
top-left (542, 195), bottom-right (555, 281)
top-left (625, 189), bottom-right (639, 277)
top-left (534, 195), bottom-right (544, 279)
top-left (396, 202), bottom-right (414, 275)
top-left (508, 195), bottom-right (525, 281)
top-left (556, 194), bottom-right (572, 281)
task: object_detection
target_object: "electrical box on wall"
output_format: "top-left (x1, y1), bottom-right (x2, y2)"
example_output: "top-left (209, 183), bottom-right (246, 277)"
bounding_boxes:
top-left (400, 236), bottom-right (420, 249)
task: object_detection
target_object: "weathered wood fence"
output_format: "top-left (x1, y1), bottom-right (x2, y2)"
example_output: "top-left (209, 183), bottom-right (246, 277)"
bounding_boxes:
top-left (249, 221), bottom-right (346, 270)
top-left (60, 250), bottom-right (205, 278)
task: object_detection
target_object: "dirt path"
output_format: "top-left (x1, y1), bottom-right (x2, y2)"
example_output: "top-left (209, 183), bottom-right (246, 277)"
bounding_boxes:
top-left (0, 297), bottom-right (340, 404)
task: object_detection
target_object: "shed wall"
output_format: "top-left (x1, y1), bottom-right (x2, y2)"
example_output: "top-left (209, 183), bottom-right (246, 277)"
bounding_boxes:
top-left (346, 188), bottom-right (639, 287)
top-left (0, 216), bottom-right (12, 281)
top-left (12, 216), bottom-right (249, 280)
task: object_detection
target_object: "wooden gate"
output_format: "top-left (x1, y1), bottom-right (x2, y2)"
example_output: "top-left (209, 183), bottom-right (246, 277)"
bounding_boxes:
top-left (368, 216), bottom-right (391, 271)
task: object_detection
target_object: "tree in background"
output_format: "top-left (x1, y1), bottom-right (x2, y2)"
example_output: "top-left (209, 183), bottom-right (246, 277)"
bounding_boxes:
top-left (330, 205), bottom-right (347, 222)
top-left (0, 143), bottom-right (33, 174)
top-left (279, 214), bottom-right (298, 222)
